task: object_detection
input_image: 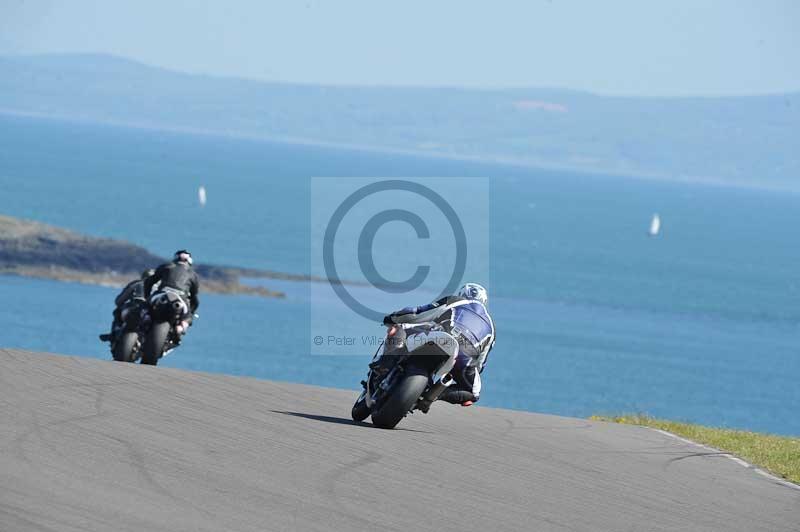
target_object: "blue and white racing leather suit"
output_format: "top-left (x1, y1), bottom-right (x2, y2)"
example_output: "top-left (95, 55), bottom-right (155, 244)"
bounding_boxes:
top-left (383, 295), bottom-right (496, 403)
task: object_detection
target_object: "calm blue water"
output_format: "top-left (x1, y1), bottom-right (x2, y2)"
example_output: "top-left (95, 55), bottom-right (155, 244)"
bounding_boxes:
top-left (1, 114), bottom-right (798, 435)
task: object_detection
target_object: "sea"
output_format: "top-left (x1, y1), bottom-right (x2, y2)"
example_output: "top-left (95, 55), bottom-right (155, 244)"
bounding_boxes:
top-left (1, 114), bottom-right (798, 435)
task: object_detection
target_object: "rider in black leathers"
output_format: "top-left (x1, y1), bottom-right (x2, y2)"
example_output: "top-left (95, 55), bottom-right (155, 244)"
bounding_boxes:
top-left (99, 268), bottom-right (154, 343)
top-left (144, 250), bottom-right (200, 337)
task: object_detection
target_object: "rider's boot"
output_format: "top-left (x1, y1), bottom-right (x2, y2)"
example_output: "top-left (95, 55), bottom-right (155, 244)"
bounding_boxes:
top-left (100, 317), bottom-right (122, 343)
top-left (438, 388), bottom-right (477, 406)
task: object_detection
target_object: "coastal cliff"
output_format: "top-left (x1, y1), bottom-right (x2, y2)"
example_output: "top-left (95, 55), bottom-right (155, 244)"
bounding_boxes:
top-left (0, 214), bottom-right (286, 297)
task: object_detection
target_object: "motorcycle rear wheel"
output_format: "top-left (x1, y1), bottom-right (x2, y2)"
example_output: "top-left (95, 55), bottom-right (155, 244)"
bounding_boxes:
top-left (141, 322), bottom-right (170, 366)
top-left (370, 367), bottom-right (428, 429)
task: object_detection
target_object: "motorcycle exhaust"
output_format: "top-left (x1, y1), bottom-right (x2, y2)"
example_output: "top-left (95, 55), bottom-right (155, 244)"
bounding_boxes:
top-left (421, 373), bottom-right (455, 404)
top-left (439, 373), bottom-right (455, 387)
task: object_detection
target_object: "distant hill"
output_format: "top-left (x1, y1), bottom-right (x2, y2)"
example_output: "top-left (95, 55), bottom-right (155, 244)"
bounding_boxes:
top-left (1, 53), bottom-right (798, 187)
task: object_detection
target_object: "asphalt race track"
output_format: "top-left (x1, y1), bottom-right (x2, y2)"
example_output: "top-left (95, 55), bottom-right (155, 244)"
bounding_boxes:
top-left (1, 349), bottom-right (798, 531)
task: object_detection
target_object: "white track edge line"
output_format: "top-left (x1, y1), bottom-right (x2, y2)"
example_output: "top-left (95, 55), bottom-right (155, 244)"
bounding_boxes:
top-left (650, 428), bottom-right (800, 492)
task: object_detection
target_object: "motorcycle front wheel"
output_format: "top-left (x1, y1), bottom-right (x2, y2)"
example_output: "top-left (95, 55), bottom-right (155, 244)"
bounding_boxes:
top-left (351, 391), bottom-right (371, 422)
top-left (112, 331), bottom-right (139, 363)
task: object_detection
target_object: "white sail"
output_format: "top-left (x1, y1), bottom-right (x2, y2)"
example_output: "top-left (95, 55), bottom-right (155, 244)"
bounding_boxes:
top-left (649, 213), bottom-right (660, 236)
top-left (198, 186), bottom-right (207, 207)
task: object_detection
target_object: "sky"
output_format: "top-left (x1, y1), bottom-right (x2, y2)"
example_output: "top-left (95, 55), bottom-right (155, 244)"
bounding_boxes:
top-left (1, 0), bottom-right (798, 96)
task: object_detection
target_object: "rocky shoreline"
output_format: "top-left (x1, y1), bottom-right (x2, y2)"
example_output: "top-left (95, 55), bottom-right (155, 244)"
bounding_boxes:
top-left (0, 214), bottom-right (290, 298)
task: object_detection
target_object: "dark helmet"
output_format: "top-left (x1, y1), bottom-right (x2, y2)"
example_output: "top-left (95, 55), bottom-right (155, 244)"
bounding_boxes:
top-left (141, 268), bottom-right (155, 280)
top-left (173, 249), bottom-right (193, 265)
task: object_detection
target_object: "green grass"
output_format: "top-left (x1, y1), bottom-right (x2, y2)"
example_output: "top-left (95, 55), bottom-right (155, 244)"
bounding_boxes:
top-left (590, 414), bottom-right (800, 485)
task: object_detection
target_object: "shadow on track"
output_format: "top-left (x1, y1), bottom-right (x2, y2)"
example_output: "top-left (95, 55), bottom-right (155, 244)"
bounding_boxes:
top-left (270, 410), bottom-right (432, 433)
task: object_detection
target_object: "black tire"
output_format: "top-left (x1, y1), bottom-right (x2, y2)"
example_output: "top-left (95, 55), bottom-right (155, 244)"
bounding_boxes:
top-left (141, 322), bottom-right (170, 366)
top-left (351, 391), bottom-right (371, 422)
top-left (370, 367), bottom-right (429, 429)
top-left (112, 332), bottom-right (138, 362)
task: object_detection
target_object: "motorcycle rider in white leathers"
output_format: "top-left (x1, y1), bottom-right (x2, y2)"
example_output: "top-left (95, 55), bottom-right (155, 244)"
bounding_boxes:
top-left (378, 283), bottom-right (495, 407)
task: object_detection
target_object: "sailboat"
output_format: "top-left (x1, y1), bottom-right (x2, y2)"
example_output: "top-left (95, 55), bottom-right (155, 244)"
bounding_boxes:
top-left (648, 213), bottom-right (661, 237)
top-left (198, 186), bottom-right (207, 207)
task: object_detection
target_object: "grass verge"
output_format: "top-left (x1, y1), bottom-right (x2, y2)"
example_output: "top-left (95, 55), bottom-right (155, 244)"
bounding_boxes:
top-left (590, 414), bottom-right (800, 485)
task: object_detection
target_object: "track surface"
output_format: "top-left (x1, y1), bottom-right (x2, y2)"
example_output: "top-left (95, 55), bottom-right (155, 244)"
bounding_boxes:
top-left (1, 349), bottom-right (797, 532)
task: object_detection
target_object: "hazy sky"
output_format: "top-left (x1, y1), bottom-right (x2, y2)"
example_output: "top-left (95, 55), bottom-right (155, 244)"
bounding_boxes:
top-left (1, 0), bottom-right (798, 96)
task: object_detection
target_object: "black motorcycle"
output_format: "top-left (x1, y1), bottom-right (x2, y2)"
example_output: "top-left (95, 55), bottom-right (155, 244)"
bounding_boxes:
top-left (352, 324), bottom-right (460, 429)
top-left (141, 288), bottom-right (193, 366)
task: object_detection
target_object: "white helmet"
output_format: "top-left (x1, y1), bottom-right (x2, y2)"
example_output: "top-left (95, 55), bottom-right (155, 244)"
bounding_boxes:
top-left (457, 282), bottom-right (488, 305)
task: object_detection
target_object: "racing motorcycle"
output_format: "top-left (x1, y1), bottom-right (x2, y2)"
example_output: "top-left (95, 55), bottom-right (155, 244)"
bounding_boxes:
top-left (141, 288), bottom-right (194, 366)
top-left (351, 323), bottom-right (460, 429)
